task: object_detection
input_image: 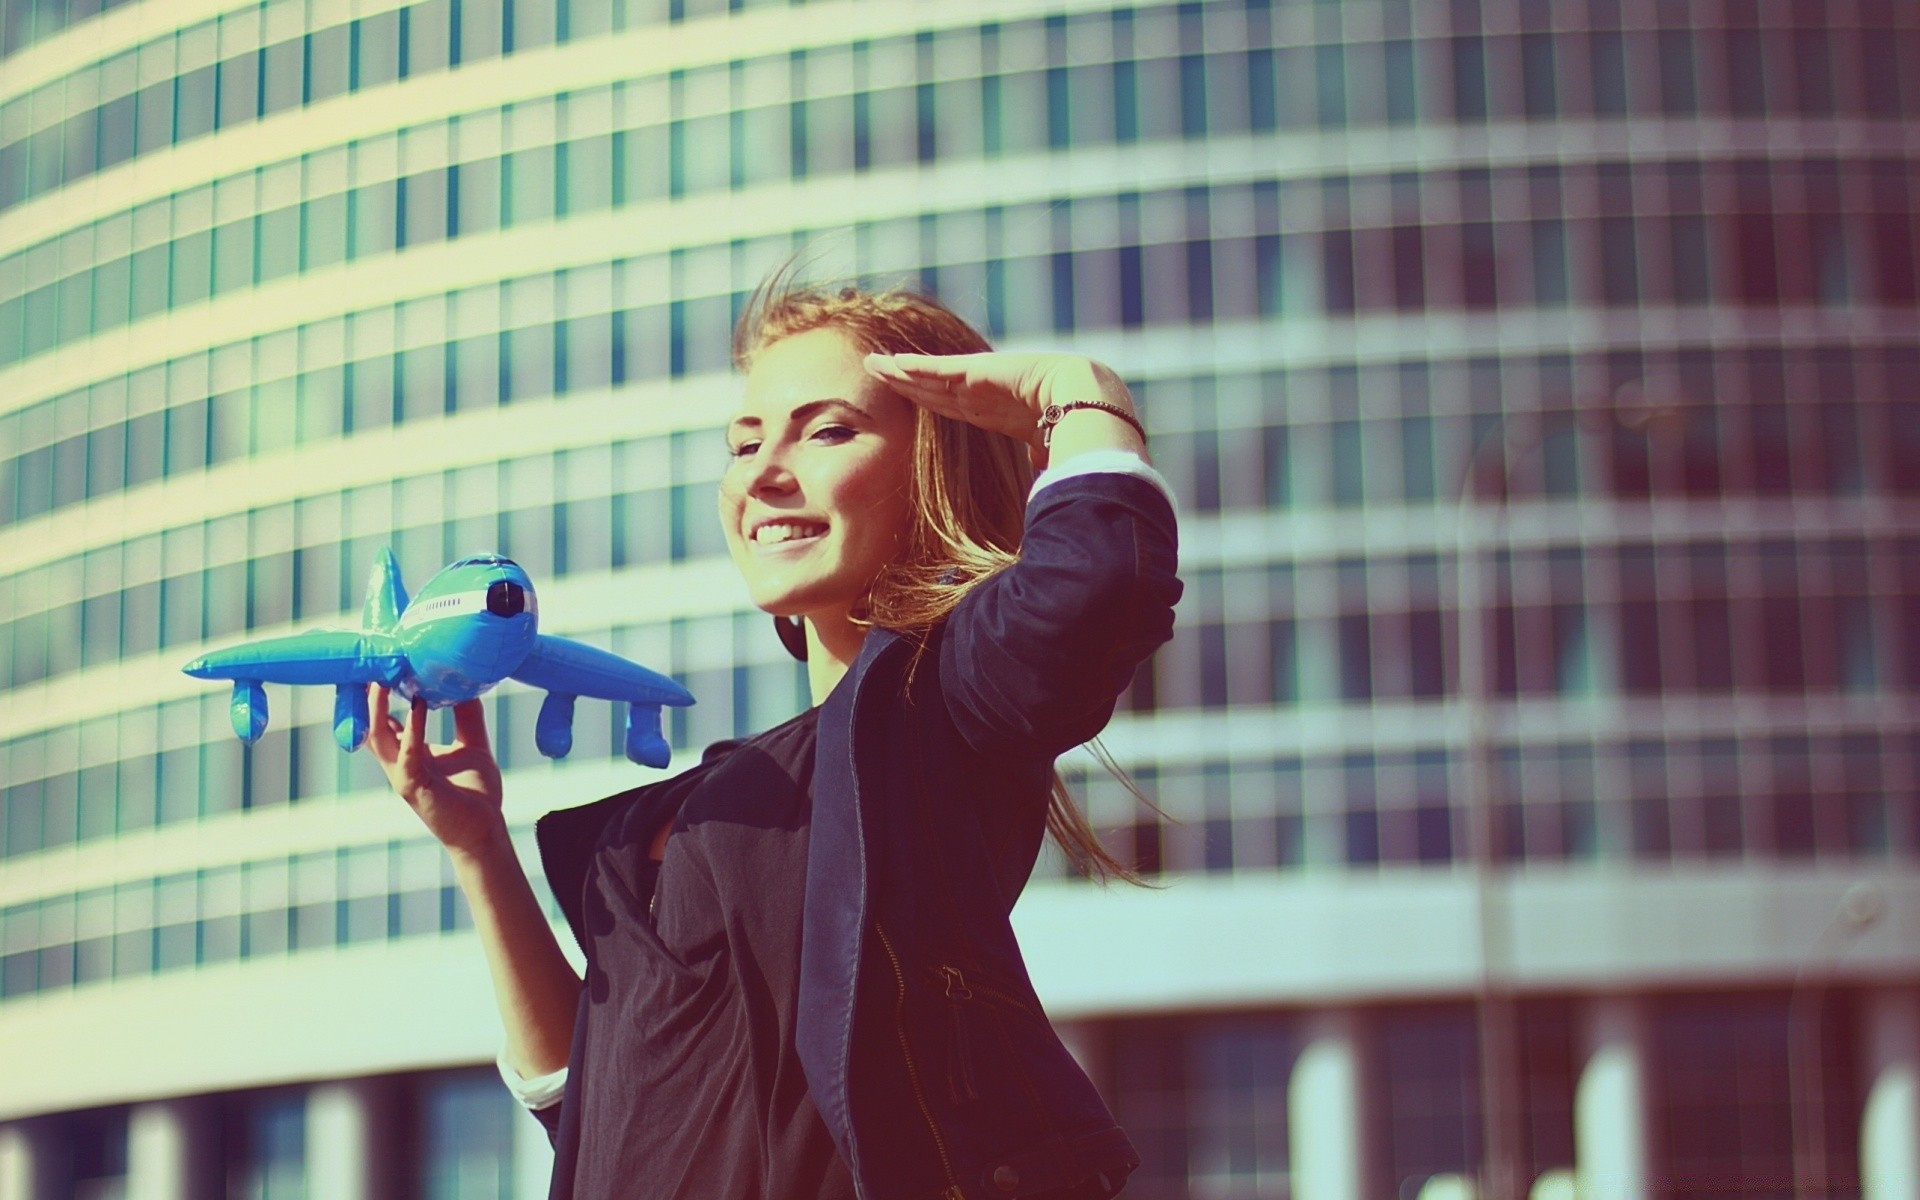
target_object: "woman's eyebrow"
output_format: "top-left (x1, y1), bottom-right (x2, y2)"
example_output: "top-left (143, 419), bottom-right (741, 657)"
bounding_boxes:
top-left (728, 397), bottom-right (863, 435)
top-left (785, 397), bottom-right (864, 424)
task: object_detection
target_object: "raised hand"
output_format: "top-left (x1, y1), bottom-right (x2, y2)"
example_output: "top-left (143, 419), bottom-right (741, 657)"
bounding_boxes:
top-left (862, 350), bottom-right (1144, 468)
top-left (365, 684), bottom-right (507, 860)
top-left (365, 685), bottom-right (582, 1078)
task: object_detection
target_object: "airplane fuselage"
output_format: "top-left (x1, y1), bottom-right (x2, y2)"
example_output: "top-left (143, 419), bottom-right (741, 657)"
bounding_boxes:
top-left (389, 556), bottom-right (540, 706)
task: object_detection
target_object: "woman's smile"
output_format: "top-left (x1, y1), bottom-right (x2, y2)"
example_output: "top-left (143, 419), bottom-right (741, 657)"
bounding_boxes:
top-left (748, 518), bottom-right (830, 549)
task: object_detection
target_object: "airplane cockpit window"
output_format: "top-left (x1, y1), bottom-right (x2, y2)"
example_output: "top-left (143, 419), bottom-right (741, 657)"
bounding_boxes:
top-left (486, 580), bottom-right (527, 618)
top-left (452, 554), bottom-right (518, 569)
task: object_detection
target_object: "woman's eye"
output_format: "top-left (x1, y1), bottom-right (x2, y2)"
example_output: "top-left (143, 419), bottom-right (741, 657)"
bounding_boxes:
top-left (729, 440), bottom-right (761, 459)
top-left (811, 425), bottom-right (854, 444)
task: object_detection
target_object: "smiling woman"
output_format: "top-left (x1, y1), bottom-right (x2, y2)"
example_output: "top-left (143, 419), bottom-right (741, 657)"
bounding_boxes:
top-left (369, 273), bottom-right (1182, 1200)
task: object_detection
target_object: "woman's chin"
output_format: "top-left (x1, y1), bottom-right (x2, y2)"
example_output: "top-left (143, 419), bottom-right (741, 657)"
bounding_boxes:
top-left (753, 591), bottom-right (844, 624)
top-left (752, 587), bottom-right (829, 622)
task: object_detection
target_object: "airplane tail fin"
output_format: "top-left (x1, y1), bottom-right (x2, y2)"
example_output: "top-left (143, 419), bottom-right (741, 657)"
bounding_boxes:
top-left (363, 546), bottom-right (409, 632)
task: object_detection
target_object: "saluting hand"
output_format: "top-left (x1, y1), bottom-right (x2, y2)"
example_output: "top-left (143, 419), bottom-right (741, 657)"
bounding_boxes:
top-left (861, 350), bottom-right (1143, 468)
top-left (365, 684), bottom-right (507, 861)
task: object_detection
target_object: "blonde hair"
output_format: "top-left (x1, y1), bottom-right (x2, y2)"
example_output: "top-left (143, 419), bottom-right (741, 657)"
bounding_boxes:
top-left (733, 271), bottom-right (1153, 885)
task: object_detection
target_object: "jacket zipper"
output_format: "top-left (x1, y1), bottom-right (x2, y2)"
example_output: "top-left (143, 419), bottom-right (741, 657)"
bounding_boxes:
top-left (938, 967), bottom-right (980, 1103)
top-left (933, 963), bottom-right (1041, 1015)
top-left (874, 922), bottom-right (967, 1200)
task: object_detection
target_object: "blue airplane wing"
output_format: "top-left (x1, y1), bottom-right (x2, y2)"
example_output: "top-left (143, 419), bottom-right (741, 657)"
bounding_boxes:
top-left (183, 631), bottom-right (407, 750)
top-left (182, 630), bottom-right (407, 685)
top-left (510, 634), bottom-right (694, 768)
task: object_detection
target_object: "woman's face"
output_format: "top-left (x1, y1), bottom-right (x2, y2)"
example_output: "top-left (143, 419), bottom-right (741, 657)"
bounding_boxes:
top-left (719, 326), bottom-right (917, 621)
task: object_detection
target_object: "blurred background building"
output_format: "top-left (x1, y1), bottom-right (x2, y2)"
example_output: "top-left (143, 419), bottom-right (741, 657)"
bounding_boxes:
top-left (1, 0), bottom-right (1918, 1196)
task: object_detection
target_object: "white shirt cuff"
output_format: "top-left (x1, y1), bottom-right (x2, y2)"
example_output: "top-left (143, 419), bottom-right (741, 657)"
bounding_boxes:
top-left (497, 1046), bottom-right (568, 1111)
top-left (1028, 447), bottom-right (1177, 510)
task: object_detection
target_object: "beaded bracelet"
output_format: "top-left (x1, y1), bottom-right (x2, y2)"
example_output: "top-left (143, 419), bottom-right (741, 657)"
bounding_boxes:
top-left (1037, 400), bottom-right (1148, 448)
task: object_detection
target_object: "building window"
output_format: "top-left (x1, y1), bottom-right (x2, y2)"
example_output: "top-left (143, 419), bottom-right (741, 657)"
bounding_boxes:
top-left (420, 1069), bottom-right (517, 1200)
top-left (63, 1106), bottom-right (130, 1198)
top-left (1652, 993), bottom-right (1860, 1198)
top-left (226, 1091), bottom-right (307, 1200)
top-left (218, 52), bottom-right (262, 128)
top-left (1188, 1021), bottom-right (1296, 1197)
top-left (1377, 1006), bottom-right (1480, 1197)
top-left (1658, 29), bottom-right (1698, 117)
top-left (261, 39), bottom-right (306, 117)
top-left (1110, 1015), bottom-right (1298, 1200)
top-left (358, 12), bottom-right (403, 87)
top-left (1521, 32), bottom-right (1557, 119)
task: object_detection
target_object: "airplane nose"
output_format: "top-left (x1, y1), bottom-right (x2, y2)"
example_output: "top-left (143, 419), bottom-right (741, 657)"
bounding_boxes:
top-left (487, 580), bottom-right (526, 618)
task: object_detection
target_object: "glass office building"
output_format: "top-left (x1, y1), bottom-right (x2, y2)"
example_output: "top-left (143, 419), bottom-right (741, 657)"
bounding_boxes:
top-left (2, 0), bottom-right (1918, 1196)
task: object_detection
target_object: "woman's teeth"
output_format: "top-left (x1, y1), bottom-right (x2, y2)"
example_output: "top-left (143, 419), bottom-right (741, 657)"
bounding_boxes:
top-left (753, 522), bottom-right (825, 545)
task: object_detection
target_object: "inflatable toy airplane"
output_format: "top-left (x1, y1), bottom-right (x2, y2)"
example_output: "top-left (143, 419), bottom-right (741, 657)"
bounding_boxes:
top-left (183, 548), bottom-right (694, 767)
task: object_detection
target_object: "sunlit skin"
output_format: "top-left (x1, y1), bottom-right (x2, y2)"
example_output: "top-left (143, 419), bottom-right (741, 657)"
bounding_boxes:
top-left (721, 327), bottom-right (918, 700)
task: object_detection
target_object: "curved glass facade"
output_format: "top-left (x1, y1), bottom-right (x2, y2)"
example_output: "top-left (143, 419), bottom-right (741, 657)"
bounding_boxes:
top-left (3, 2), bottom-right (1919, 1197)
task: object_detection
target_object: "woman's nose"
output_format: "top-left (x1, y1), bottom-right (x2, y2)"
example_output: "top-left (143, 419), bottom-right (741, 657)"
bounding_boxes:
top-left (746, 449), bottom-right (796, 497)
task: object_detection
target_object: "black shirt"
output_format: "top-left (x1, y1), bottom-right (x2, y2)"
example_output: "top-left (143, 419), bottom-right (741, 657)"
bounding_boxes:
top-left (569, 706), bottom-right (856, 1200)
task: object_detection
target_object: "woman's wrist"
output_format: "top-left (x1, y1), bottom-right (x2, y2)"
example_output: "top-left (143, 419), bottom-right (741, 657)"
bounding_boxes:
top-left (446, 819), bottom-right (521, 881)
top-left (1041, 406), bottom-right (1148, 466)
top-left (1035, 358), bottom-right (1135, 416)
top-left (1030, 358), bottom-right (1145, 465)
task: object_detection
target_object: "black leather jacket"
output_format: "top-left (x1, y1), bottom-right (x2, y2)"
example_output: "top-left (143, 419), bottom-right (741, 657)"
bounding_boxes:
top-left (535, 472), bottom-right (1182, 1200)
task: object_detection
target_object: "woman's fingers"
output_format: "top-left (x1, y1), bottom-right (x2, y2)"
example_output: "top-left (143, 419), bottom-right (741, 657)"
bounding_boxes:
top-left (866, 352), bottom-right (1000, 399)
top-left (365, 686), bottom-right (424, 805)
top-left (869, 370), bottom-right (975, 420)
top-left (452, 699), bottom-right (491, 751)
top-left (396, 697), bottom-right (430, 782)
top-left (366, 685), bottom-right (398, 763)
top-left (370, 690), bottom-right (488, 770)
top-left (364, 691), bottom-right (505, 854)
top-left (882, 350), bottom-right (1060, 398)
top-left (882, 350), bottom-right (1008, 380)
top-left (864, 352), bottom-right (1039, 442)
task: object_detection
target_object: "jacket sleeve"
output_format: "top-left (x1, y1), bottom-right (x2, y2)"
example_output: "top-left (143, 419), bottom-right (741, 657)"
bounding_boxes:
top-left (938, 470), bottom-right (1181, 759)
